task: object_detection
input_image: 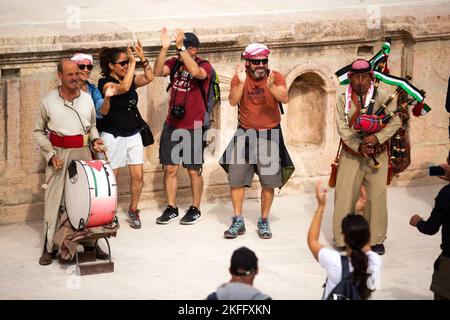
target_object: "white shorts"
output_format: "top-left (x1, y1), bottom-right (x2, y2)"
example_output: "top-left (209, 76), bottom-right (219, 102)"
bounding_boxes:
top-left (100, 131), bottom-right (144, 169)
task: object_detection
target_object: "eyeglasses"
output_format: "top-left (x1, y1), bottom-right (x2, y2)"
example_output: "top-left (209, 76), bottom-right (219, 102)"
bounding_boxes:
top-left (248, 59), bottom-right (268, 65)
top-left (114, 60), bottom-right (129, 67)
top-left (78, 64), bottom-right (93, 71)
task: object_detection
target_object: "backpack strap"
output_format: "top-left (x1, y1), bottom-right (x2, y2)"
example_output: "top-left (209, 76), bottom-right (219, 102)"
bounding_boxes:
top-left (278, 102), bottom-right (285, 115)
top-left (196, 60), bottom-right (209, 111)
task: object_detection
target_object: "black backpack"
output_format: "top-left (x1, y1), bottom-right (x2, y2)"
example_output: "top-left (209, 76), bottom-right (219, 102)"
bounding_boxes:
top-left (324, 255), bottom-right (362, 300)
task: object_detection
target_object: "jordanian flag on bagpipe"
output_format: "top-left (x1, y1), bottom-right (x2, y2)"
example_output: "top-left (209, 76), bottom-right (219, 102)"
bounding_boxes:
top-left (335, 39), bottom-right (432, 117)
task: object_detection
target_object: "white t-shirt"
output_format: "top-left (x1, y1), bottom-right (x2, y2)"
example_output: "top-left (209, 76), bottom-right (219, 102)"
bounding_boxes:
top-left (318, 247), bottom-right (382, 299)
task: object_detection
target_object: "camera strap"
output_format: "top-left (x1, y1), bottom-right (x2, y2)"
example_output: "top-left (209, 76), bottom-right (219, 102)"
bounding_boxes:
top-left (170, 61), bottom-right (190, 109)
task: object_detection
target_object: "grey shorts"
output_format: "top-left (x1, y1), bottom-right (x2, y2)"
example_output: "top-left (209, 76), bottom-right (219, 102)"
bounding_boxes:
top-left (228, 163), bottom-right (282, 188)
top-left (159, 123), bottom-right (205, 171)
top-left (226, 127), bottom-right (282, 188)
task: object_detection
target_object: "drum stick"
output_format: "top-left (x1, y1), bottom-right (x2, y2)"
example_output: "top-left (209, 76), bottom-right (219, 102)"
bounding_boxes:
top-left (98, 144), bottom-right (108, 162)
top-left (41, 166), bottom-right (61, 190)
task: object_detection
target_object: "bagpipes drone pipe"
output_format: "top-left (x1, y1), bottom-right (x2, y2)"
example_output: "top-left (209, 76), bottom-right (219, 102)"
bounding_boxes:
top-left (383, 97), bottom-right (416, 124)
top-left (366, 58), bottom-right (389, 115)
top-left (373, 76), bottom-right (416, 117)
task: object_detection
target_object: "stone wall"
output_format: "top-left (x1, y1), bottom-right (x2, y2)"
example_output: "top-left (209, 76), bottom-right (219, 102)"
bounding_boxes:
top-left (1, 14), bottom-right (449, 224)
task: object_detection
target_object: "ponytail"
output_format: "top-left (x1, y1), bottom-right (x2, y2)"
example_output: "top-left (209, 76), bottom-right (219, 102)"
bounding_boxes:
top-left (342, 213), bottom-right (373, 299)
top-left (349, 247), bottom-right (372, 299)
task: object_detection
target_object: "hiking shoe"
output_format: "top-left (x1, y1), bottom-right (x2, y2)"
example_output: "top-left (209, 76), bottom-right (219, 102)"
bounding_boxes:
top-left (371, 244), bottom-right (385, 255)
top-left (180, 206), bottom-right (201, 225)
top-left (257, 217), bottom-right (272, 239)
top-left (127, 208), bottom-right (142, 229)
top-left (156, 205), bottom-right (179, 224)
top-left (224, 216), bottom-right (246, 239)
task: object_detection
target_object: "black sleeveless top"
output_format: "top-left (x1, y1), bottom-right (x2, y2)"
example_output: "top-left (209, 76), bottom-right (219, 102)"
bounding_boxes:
top-left (97, 75), bottom-right (142, 137)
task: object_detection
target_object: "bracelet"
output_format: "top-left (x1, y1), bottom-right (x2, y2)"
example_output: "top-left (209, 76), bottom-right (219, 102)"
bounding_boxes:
top-left (141, 59), bottom-right (149, 66)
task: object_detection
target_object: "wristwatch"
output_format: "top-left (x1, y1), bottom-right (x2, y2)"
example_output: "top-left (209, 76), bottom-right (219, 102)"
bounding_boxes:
top-left (177, 46), bottom-right (186, 52)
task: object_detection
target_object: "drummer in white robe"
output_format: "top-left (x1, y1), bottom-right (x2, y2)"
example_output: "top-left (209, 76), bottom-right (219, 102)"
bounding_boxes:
top-left (33, 59), bottom-right (109, 266)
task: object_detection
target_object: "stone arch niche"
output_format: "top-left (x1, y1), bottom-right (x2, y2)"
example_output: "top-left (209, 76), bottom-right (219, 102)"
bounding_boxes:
top-left (284, 64), bottom-right (336, 149)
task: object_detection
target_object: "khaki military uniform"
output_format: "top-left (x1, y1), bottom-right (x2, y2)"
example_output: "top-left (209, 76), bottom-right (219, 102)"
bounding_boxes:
top-left (333, 88), bottom-right (401, 247)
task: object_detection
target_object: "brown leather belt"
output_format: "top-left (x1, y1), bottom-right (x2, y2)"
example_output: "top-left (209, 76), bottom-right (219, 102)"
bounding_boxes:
top-left (341, 141), bottom-right (388, 158)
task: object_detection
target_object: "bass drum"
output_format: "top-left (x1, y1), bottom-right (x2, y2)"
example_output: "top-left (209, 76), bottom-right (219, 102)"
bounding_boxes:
top-left (64, 160), bottom-right (117, 230)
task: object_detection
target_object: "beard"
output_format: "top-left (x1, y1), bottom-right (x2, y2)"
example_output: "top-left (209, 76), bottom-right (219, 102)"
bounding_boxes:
top-left (354, 84), bottom-right (364, 96)
top-left (249, 66), bottom-right (268, 79)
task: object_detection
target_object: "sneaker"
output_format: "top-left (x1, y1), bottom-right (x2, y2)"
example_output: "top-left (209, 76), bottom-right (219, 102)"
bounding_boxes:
top-left (180, 206), bottom-right (201, 225)
top-left (371, 244), bottom-right (385, 255)
top-left (127, 208), bottom-right (142, 229)
top-left (224, 216), bottom-right (246, 239)
top-left (257, 217), bottom-right (272, 239)
top-left (156, 205), bottom-right (179, 224)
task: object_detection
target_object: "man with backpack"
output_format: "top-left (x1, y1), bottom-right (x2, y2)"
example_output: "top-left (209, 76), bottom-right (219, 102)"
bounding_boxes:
top-left (220, 43), bottom-right (290, 239)
top-left (153, 28), bottom-right (213, 225)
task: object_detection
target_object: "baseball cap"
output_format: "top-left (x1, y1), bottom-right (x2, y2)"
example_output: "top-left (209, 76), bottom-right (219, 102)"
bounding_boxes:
top-left (184, 32), bottom-right (200, 48)
top-left (230, 247), bottom-right (258, 276)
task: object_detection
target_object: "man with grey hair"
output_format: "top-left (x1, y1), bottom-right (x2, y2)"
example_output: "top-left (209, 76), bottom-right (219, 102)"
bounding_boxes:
top-left (34, 59), bottom-right (106, 265)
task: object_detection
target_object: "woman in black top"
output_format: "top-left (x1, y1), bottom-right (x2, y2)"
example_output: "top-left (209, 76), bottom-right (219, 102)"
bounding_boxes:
top-left (98, 42), bottom-right (154, 229)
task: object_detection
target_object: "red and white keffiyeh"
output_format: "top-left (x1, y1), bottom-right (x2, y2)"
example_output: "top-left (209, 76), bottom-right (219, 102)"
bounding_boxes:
top-left (242, 43), bottom-right (270, 59)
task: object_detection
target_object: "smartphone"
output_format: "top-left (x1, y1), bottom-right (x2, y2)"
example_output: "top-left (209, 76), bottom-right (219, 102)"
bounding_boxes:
top-left (429, 166), bottom-right (446, 176)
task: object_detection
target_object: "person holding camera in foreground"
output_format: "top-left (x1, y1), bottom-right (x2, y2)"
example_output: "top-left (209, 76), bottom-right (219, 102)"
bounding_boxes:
top-left (153, 28), bottom-right (213, 225)
top-left (409, 151), bottom-right (450, 300)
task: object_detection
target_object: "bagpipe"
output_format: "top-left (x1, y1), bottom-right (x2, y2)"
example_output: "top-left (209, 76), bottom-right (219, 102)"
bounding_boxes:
top-left (330, 38), bottom-right (432, 186)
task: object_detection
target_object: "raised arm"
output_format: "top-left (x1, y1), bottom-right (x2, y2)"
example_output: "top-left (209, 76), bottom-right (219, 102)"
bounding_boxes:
top-left (133, 39), bottom-right (154, 87)
top-left (307, 181), bottom-right (327, 261)
top-left (267, 71), bottom-right (288, 104)
top-left (229, 64), bottom-right (246, 106)
top-left (174, 28), bottom-right (207, 80)
top-left (153, 27), bottom-right (171, 77)
top-left (102, 47), bottom-right (136, 97)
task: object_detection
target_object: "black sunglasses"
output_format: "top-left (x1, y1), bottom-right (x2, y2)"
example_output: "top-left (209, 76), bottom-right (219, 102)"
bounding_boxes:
top-left (78, 64), bottom-right (93, 71)
top-left (249, 58), bottom-right (268, 65)
top-left (114, 60), bottom-right (129, 67)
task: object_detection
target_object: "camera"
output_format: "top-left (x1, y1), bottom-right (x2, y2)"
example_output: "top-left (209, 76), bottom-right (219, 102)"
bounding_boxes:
top-left (170, 105), bottom-right (185, 119)
top-left (429, 166), bottom-right (446, 176)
